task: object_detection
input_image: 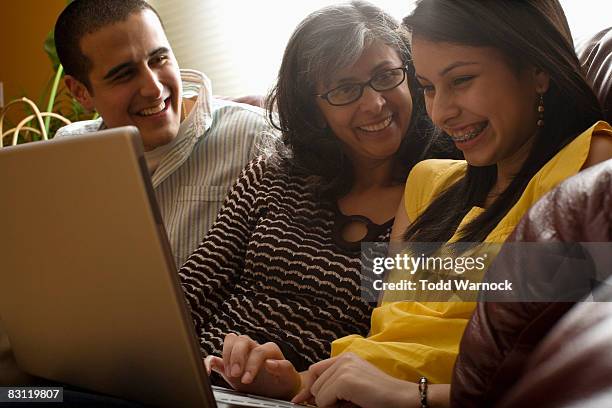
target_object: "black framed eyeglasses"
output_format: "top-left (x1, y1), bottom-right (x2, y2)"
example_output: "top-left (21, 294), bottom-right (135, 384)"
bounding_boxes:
top-left (316, 66), bottom-right (408, 106)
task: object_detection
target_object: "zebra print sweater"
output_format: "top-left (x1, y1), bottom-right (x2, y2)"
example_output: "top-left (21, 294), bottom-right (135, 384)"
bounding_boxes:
top-left (179, 156), bottom-right (391, 370)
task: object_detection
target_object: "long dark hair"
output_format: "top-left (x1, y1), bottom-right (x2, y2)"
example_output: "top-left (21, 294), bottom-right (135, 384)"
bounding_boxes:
top-left (266, 1), bottom-right (457, 200)
top-left (402, 0), bottom-right (603, 242)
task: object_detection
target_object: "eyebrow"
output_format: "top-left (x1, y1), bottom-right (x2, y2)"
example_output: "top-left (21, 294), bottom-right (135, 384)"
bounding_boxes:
top-left (416, 61), bottom-right (478, 82)
top-left (334, 60), bottom-right (398, 85)
top-left (103, 47), bottom-right (171, 80)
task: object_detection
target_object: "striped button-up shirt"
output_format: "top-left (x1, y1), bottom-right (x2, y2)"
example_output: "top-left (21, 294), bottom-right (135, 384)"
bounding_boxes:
top-left (55, 69), bottom-right (275, 267)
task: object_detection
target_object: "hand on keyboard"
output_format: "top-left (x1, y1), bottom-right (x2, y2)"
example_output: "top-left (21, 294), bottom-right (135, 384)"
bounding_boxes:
top-left (293, 353), bottom-right (421, 408)
top-left (205, 333), bottom-right (302, 401)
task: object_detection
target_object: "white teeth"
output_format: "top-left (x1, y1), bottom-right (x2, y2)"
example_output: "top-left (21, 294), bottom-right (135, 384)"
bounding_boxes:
top-left (359, 116), bottom-right (393, 132)
top-left (449, 122), bottom-right (487, 142)
top-left (139, 101), bottom-right (165, 116)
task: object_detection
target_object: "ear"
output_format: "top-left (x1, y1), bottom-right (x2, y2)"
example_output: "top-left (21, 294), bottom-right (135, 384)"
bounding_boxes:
top-left (64, 75), bottom-right (95, 112)
top-left (533, 67), bottom-right (550, 94)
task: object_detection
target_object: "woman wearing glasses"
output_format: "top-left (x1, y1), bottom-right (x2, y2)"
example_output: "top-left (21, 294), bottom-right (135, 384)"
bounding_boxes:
top-left (178, 0), bottom-right (456, 399)
top-left (199, 0), bottom-right (612, 406)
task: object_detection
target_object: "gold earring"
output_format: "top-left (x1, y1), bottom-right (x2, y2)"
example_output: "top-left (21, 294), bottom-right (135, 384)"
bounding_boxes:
top-left (537, 94), bottom-right (544, 127)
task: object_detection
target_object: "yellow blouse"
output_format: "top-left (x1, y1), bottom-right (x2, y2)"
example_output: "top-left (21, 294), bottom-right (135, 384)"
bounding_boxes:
top-left (331, 121), bottom-right (612, 384)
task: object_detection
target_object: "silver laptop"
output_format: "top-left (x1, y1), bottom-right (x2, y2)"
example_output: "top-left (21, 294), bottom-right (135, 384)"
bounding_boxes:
top-left (0, 127), bottom-right (301, 408)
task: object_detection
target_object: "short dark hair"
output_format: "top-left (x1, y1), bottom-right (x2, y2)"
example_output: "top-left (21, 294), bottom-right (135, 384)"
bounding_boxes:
top-left (267, 0), bottom-right (456, 199)
top-left (54, 0), bottom-right (163, 90)
top-left (402, 0), bottom-right (603, 243)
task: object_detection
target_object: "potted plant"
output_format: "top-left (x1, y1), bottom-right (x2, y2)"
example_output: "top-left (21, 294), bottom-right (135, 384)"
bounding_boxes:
top-left (1, 0), bottom-right (96, 147)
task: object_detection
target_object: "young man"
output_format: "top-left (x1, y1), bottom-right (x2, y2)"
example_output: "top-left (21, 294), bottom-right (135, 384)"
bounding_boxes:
top-left (53, 0), bottom-right (275, 267)
top-left (2, 0), bottom-right (275, 387)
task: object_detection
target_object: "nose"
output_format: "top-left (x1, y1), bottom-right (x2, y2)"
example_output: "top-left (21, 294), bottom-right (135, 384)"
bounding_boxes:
top-left (358, 85), bottom-right (385, 114)
top-left (428, 90), bottom-right (460, 127)
top-left (140, 66), bottom-right (163, 99)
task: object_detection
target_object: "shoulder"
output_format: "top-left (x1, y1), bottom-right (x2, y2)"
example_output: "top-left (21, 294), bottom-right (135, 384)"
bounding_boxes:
top-left (406, 159), bottom-right (467, 200)
top-left (404, 159), bottom-right (467, 222)
top-left (226, 154), bottom-right (314, 211)
top-left (523, 121), bottom-right (611, 206)
top-left (238, 154), bottom-right (292, 186)
top-left (211, 98), bottom-right (270, 127)
top-left (53, 118), bottom-right (104, 138)
top-left (584, 121), bottom-right (612, 169)
top-left (182, 68), bottom-right (274, 134)
top-left (209, 98), bottom-right (278, 146)
top-left (408, 159), bottom-right (467, 183)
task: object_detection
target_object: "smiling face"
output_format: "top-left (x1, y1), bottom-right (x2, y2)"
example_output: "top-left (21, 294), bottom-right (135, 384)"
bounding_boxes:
top-left (315, 42), bottom-right (413, 166)
top-left (412, 36), bottom-right (550, 169)
top-left (65, 9), bottom-right (182, 151)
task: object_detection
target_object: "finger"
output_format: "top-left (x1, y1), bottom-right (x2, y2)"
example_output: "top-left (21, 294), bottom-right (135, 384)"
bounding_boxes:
top-left (292, 359), bottom-right (336, 404)
top-left (309, 356), bottom-right (339, 377)
top-left (204, 356), bottom-right (212, 374)
top-left (312, 354), bottom-right (364, 407)
top-left (309, 357), bottom-right (342, 396)
top-left (265, 360), bottom-right (302, 401)
top-left (263, 359), bottom-right (298, 386)
top-left (291, 383), bottom-right (313, 404)
top-left (264, 359), bottom-right (294, 374)
top-left (314, 372), bottom-right (345, 408)
top-left (206, 356), bottom-right (239, 390)
top-left (204, 355), bottom-right (225, 375)
top-left (222, 333), bottom-right (238, 378)
top-left (241, 342), bottom-right (285, 384)
top-left (228, 335), bottom-right (257, 379)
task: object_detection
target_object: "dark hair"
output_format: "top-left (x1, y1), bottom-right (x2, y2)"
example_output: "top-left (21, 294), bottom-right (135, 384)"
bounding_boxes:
top-left (266, 0), bottom-right (456, 200)
top-left (54, 0), bottom-right (163, 90)
top-left (402, 0), bottom-right (603, 243)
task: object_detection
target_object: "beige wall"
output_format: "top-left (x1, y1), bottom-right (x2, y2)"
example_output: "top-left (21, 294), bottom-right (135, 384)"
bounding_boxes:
top-left (0, 0), bottom-right (66, 109)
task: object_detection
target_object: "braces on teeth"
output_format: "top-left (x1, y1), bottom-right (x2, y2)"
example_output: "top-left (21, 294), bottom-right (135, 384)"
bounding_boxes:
top-left (452, 123), bottom-right (486, 142)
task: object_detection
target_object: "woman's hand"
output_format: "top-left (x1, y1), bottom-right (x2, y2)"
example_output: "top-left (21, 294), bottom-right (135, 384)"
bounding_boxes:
top-left (293, 353), bottom-right (426, 408)
top-left (204, 333), bottom-right (301, 400)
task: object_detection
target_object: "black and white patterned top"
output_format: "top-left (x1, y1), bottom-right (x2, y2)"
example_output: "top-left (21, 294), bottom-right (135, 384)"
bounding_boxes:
top-left (179, 155), bottom-right (391, 370)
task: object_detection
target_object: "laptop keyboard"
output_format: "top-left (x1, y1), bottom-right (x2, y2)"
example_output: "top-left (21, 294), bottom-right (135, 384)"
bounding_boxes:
top-left (212, 386), bottom-right (308, 408)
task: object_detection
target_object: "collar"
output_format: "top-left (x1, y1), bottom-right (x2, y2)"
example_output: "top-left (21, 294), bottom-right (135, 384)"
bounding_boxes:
top-left (178, 69), bottom-right (213, 140)
top-left (149, 69), bottom-right (214, 187)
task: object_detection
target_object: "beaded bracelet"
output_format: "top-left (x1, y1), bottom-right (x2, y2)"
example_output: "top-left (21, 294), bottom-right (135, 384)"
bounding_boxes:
top-left (419, 377), bottom-right (428, 408)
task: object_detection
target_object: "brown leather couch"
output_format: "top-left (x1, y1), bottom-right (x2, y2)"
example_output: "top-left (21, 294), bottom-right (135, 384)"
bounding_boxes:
top-left (577, 27), bottom-right (612, 122)
top-left (451, 158), bottom-right (612, 407)
top-left (497, 280), bottom-right (612, 408)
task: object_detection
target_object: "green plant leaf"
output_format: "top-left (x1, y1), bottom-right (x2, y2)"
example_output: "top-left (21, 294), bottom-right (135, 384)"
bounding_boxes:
top-left (44, 65), bottom-right (64, 134)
